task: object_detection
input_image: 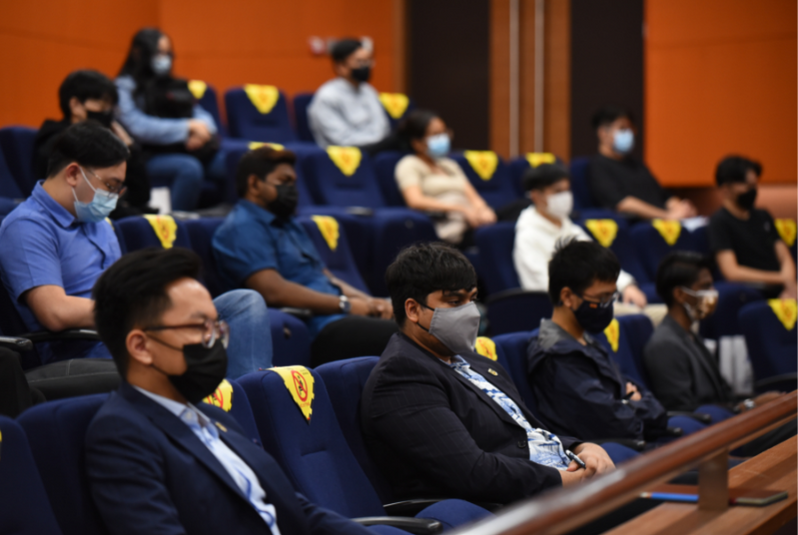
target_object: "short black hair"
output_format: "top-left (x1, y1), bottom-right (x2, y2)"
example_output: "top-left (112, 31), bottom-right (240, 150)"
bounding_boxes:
top-left (58, 70), bottom-right (118, 120)
top-left (656, 251), bottom-right (713, 307)
top-left (591, 106), bottom-right (634, 130)
top-left (47, 121), bottom-right (129, 178)
top-left (715, 155), bottom-right (763, 186)
top-left (331, 38), bottom-right (362, 63)
top-left (235, 146), bottom-right (297, 198)
top-left (398, 109), bottom-right (438, 141)
top-left (93, 248), bottom-right (202, 377)
top-left (522, 163), bottom-right (570, 192)
top-left (385, 242), bottom-right (477, 326)
top-left (548, 239), bottom-right (621, 304)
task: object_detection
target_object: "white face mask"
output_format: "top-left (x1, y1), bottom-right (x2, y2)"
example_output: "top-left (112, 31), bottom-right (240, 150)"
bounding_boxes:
top-left (544, 191), bottom-right (573, 219)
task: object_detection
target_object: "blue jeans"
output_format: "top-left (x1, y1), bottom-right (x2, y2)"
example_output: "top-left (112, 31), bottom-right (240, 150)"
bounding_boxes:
top-left (146, 151), bottom-right (227, 211)
top-left (213, 289), bottom-right (273, 379)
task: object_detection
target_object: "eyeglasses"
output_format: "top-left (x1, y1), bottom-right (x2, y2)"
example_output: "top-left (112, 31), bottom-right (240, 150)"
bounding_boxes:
top-left (85, 167), bottom-right (127, 196)
top-left (144, 319), bottom-right (229, 349)
top-left (578, 291), bottom-right (621, 309)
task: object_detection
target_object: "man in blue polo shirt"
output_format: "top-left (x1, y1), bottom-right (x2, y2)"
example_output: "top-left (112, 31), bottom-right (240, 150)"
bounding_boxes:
top-left (0, 122), bottom-right (272, 377)
top-left (212, 146), bottom-right (398, 366)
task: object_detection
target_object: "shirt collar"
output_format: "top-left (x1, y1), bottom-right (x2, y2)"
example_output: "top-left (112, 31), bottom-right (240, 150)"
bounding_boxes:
top-left (133, 385), bottom-right (197, 419)
top-left (538, 318), bottom-right (596, 350)
top-left (31, 181), bottom-right (77, 228)
top-left (527, 206), bottom-right (569, 234)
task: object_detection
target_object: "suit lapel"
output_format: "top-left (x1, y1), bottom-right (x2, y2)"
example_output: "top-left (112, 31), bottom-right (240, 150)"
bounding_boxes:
top-left (454, 354), bottom-right (527, 427)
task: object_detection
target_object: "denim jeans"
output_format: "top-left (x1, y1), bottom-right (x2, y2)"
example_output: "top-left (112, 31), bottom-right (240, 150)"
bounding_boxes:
top-left (146, 151), bottom-right (227, 211)
top-left (213, 289), bottom-right (273, 379)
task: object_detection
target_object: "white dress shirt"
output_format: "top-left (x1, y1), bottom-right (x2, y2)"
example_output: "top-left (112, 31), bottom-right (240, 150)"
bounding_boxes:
top-left (513, 206), bottom-right (635, 292)
top-left (134, 386), bottom-right (281, 535)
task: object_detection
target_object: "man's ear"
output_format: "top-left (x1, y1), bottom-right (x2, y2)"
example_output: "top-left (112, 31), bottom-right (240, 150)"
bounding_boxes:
top-left (126, 329), bottom-right (155, 367)
top-left (672, 286), bottom-right (688, 306)
top-left (405, 298), bottom-right (422, 324)
top-left (560, 286), bottom-right (576, 308)
top-left (63, 163), bottom-right (81, 187)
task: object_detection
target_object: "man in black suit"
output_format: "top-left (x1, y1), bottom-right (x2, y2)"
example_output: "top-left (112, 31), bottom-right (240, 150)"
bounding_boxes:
top-left (86, 247), bottom-right (374, 535)
top-left (361, 242), bottom-right (613, 506)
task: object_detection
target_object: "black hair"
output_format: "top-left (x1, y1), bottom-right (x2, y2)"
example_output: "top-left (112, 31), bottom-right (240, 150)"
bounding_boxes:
top-left (548, 239), bottom-right (621, 304)
top-left (118, 27), bottom-right (167, 92)
top-left (522, 163), bottom-right (570, 192)
top-left (715, 155), bottom-right (763, 186)
top-left (331, 38), bottom-right (362, 63)
top-left (46, 122), bottom-right (129, 178)
top-left (385, 242), bottom-right (477, 326)
top-left (398, 109), bottom-right (438, 140)
top-left (656, 251), bottom-right (713, 307)
top-left (58, 70), bottom-right (118, 121)
top-left (93, 247), bottom-right (202, 377)
top-left (591, 106), bottom-right (634, 130)
top-left (235, 146), bottom-right (297, 198)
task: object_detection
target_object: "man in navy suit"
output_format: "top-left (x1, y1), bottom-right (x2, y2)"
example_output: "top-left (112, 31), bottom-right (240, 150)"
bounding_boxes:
top-left (86, 247), bottom-right (374, 535)
top-left (361, 242), bottom-right (614, 506)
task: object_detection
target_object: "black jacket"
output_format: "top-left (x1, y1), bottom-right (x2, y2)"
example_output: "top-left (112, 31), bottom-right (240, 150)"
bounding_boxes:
top-left (361, 332), bottom-right (581, 505)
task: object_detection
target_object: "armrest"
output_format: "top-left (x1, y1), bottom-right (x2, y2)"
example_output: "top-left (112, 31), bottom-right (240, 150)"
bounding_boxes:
top-left (345, 206), bottom-right (375, 217)
top-left (279, 307), bottom-right (313, 319)
top-left (21, 329), bottom-right (100, 344)
top-left (384, 499), bottom-right (503, 516)
top-left (667, 411), bottom-right (712, 424)
top-left (593, 438), bottom-right (646, 451)
top-left (352, 517), bottom-right (442, 535)
top-left (754, 373), bottom-right (798, 392)
top-left (0, 336), bottom-right (33, 352)
top-left (645, 426), bottom-right (683, 440)
top-left (485, 288), bottom-right (549, 305)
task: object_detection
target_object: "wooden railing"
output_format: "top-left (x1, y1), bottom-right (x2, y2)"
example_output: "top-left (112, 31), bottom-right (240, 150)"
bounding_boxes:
top-left (451, 392), bottom-right (797, 535)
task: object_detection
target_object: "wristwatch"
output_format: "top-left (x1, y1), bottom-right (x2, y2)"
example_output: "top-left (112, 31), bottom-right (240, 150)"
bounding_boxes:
top-left (338, 295), bottom-right (351, 314)
top-left (743, 398), bottom-right (756, 411)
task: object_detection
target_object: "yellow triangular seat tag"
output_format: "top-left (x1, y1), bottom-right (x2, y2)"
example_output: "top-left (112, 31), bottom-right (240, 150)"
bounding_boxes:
top-left (270, 366), bottom-right (315, 421)
top-left (327, 146), bottom-right (362, 176)
top-left (379, 93), bottom-right (410, 119)
top-left (603, 318), bottom-right (620, 353)
top-left (203, 379), bottom-right (233, 412)
top-left (775, 219), bottom-right (797, 247)
top-left (475, 336), bottom-right (498, 361)
top-left (244, 84), bottom-right (280, 114)
top-left (768, 299), bottom-right (797, 331)
top-left (143, 214), bottom-right (178, 249)
top-left (525, 152), bottom-right (556, 168)
top-left (464, 151), bottom-right (498, 181)
top-left (652, 219), bottom-right (681, 246)
top-left (311, 215), bottom-right (339, 251)
top-left (188, 80), bottom-right (207, 100)
top-left (585, 219), bottom-right (618, 248)
top-left (248, 141), bottom-right (285, 151)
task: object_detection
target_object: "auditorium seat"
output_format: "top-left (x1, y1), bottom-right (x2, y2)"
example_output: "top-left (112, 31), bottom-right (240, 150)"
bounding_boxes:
top-left (0, 145), bottom-right (25, 203)
top-left (188, 80), bottom-right (226, 137)
top-left (292, 92), bottom-right (315, 143)
top-left (373, 150), bottom-right (410, 207)
top-left (183, 217), bottom-right (226, 297)
top-left (507, 152), bottom-right (562, 197)
top-left (0, 126), bottom-right (37, 195)
top-left (238, 367), bottom-right (492, 529)
top-left (567, 156), bottom-right (596, 211)
top-left (630, 221), bottom-right (697, 282)
top-left (739, 299), bottom-right (798, 392)
top-left (0, 416), bottom-right (64, 535)
top-left (378, 92), bottom-right (415, 129)
top-left (114, 214), bottom-right (191, 254)
top-left (224, 86), bottom-right (297, 143)
top-left (298, 215), bottom-right (370, 294)
top-left (450, 151), bottom-right (518, 210)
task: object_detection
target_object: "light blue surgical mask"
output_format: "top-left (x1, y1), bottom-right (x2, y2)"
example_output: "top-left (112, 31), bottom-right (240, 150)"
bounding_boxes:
top-left (613, 128), bottom-right (634, 154)
top-left (151, 54), bottom-right (172, 77)
top-left (426, 133), bottom-right (450, 158)
top-left (72, 167), bottom-right (118, 223)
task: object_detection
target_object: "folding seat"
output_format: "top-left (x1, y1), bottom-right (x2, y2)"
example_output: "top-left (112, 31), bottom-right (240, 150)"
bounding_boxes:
top-left (473, 223), bottom-right (552, 336)
top-left (238, 367), bottom-right (491, 530)
top-left (739, 299), bottom-right (798, 392)
top-left (113, 214), bottom-right (192, 254)
top-left (224, 85), bottom-right (297, 143)
top-left (450, 151), bottom-right (518, 210)
top-left (373, 150), bottom-right (410, 207)
top-left (292, 92), bottom-right (316, 143)
top-left (298, 215), bottom-right (370, 293)
top-left (377, 92), bottom-right (415, 129)
top-left (0, 126), bottom-right (38, 194)
top-left (0, 416), bottom-right (63, 534)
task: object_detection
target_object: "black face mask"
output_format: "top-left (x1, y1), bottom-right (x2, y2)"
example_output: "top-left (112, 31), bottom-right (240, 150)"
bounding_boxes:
top-left (736, 188), bottom-right (757, 211)
top-left (269, 183), bottom-right (299, 219)
top-left (166, 340), bottom-right (228, 404)
top-left (351, 66), bottom-right (371, 83)
top-left (86, 109), bottom-right (114, 129)
top-left (572, 296), bottom-right (615, 333)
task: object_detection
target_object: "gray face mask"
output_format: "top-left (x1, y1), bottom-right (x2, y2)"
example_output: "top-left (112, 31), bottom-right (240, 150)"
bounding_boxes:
top-left (417, 301), bottom-right (481, 356)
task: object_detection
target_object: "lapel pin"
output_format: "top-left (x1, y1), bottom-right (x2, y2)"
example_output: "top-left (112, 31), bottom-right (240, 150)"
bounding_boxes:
top-left (214, 422), bottom-right (227, 433)
top-left (487, 368), bottom-right (498, 376)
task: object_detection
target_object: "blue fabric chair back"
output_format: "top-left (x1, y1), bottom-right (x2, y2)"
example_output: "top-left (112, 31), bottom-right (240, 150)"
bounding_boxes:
top-left (0, 416), bottom-right (64, 535)
top-left (492, 331), bottom-right (537, 411)
top-left (194, 83), bottom-right (226, 137)
top-left (576, 220), bottom-right (648, 285)
top-left (451, 152), bottom-right (518, 210)
top-left (379, 94), bottom-right (416, 129)
top-left (300, 149), bottom-right (385, 208)
top-left (568, 157), bottom-right (594, 210)
top-left (593, 315), bottom-right (650, 387)
top-left (373, 151), bottom-right (409, 207)
top-left (268, 310), bottom-right (312, 368)
top-left (214, 378), bottom-right (262, 445)
top-left (184, 217), bottom-right (226, 298)
top-left (507, 154), bottom-right (565, 198)
top-left (0, 146), bottom-right (24, 199)
top-left (630, 222), bottom-right (697, 282)
top-left (0, 277), bottom-right (44, 368)
top-left (315, 356), bottom-right (394, 501)
top-left (486, 293), bottom-right (552, 336)
top-left (292, 93), bottom-right (315, 143)
top-left (17, 394), bottom-right (109, 535)
top-left (297, 215), bottom-right (369, 294)
top-left (114, 215), bottom-right (192, 254)
top-left (0, 126), bottom-right (38, 195)
top-left (616, 314), bottom-right (655, 389)
top-left (700, 281), bottom-right (765, 339)
top-left (224, 87), bottom-right (297, 143)
top-left (237, 368), bottom-right (387, 518)
top-left (473, 222), bottom-right (519, 295)
top-left (739, 300), bottom-right (798, 381)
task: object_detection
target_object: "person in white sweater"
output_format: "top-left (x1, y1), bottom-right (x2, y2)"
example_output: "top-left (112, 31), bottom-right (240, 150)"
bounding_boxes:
top-left (513, 164), bottom-right (666, 321)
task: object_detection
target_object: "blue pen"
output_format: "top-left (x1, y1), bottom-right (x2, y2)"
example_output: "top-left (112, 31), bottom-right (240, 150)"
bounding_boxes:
top-left (640, 492), bottom-right (698, 503)
top-left (565, 450), bottom-right (586, 469)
